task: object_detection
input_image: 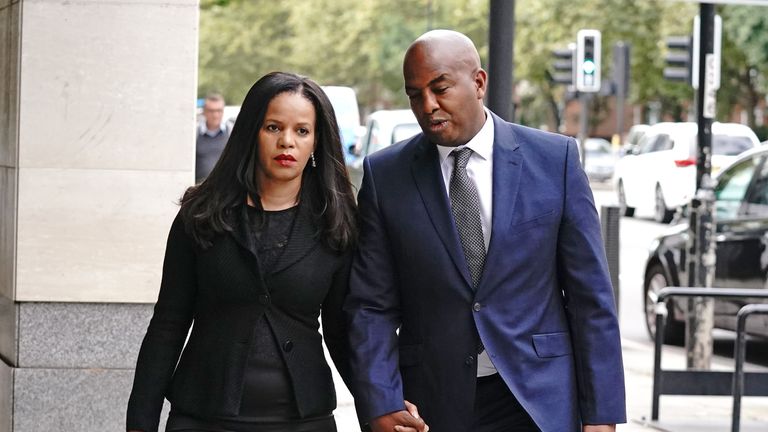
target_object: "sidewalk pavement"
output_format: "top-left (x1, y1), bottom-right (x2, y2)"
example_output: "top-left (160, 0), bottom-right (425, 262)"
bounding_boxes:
top-left (330, 337), bottom-right (768, 431)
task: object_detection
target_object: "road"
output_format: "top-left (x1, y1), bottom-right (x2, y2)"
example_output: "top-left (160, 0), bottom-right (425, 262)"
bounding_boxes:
top-left (591, 181), bottom-right (768, 366)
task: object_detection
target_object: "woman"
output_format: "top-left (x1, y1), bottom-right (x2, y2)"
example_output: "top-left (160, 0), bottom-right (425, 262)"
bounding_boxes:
top-left (126, 72), bottom-right (357, 432)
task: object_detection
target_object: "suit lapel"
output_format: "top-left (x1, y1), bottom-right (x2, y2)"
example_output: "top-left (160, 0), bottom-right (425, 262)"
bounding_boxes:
top-left (230, 205), bottom-right (267, 287)
top-left (230, 198), bottom-right (319, 280)
top-left (485, 115), bottom-right (522, 274)
top-left (411, 136), bottom-right (474, 288)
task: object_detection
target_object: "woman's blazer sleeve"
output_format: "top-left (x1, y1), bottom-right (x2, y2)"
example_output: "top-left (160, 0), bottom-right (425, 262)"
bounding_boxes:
top-left (321, 251), bottom-right (354, 392)
top-left (126, 213), bottom-right (198, 432)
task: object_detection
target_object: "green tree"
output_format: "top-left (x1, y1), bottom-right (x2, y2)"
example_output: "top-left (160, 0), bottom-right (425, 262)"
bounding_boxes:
top-left (198, 0), bottom-right (294, 104)
top-left (196, 0), bottom-right (765, 134)
top-left (720, 4), bottom-right (768, 130)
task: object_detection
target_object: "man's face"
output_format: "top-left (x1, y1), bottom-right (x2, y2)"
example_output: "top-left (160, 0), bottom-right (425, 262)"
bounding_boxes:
top-left (403, 46), bottom-right (486, 147)
top-left (203, 99), bottom-right (225, 129)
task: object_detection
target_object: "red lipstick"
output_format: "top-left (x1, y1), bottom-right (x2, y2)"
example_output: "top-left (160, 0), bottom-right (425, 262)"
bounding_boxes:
top-left (274, 153), bottom-right (297, 167)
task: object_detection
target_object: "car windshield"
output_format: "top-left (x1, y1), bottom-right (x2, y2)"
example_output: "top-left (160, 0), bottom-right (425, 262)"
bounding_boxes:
top-left (713, 135), bottom-right (754, 156)
top-left (392, 123), bottom-right (421, 144)
top-left (714, 157), bottom-right (757, 219)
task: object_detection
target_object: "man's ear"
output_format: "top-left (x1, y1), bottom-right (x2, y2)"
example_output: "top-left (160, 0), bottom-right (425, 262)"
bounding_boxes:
top-left (474, 69), bottom-right (488, 99)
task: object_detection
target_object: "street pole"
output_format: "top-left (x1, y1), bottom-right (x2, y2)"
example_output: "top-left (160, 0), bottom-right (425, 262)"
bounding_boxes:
top-left (613, 43), bottom-right (630, 149)
top-left (686, 2), bottom-right (717, 371)
top-left (577, 92), bottom-right (591, 167)
top-left (487, 0), bottom-right (515, 122)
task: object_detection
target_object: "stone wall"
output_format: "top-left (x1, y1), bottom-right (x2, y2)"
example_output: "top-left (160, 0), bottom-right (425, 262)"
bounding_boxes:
top-left (0, 0), bottom-right (198, 430)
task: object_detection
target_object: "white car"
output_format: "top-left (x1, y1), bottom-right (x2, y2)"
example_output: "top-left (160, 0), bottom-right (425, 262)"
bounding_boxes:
top-left (613, 122), bottom-right (759, 223)
top-left (581, 138), bottom-right (617, 182)
top-left (347, 109), bottom-right (421, 193)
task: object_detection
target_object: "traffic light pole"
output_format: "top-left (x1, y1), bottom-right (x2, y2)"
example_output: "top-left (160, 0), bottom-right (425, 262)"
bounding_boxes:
top-left (613, 43), bottom-right (630, 148)
top-left (686, 2), bottom-right (716, 371)
top-left (577, 92), bottom-right (591, 167)
top-left (487, 0), bottom-right (515, 122)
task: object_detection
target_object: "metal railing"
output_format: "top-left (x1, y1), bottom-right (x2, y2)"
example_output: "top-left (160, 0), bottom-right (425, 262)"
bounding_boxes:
top-left (731, 303), bottom-right (768, 432)
top-left (652, 287), bottom-right (768, 430)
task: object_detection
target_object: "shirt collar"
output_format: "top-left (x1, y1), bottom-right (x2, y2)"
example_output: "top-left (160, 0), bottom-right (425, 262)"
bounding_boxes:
top-left (199, 121), bottom-right (227, 137)
top-left (436, 108), bottom-right (494, 164)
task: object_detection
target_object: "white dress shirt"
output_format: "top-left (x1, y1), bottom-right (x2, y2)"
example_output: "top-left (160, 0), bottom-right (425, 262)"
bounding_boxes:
top-left (435, 109), bottom-right (497, 377)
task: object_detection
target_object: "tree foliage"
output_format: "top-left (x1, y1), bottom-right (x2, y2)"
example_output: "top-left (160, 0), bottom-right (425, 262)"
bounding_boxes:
top-left (198, 0), bottom-right (766, 130)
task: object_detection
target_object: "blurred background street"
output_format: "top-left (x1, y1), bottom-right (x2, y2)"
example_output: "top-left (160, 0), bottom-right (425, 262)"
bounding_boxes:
top-left (3, 0), bottom-right (768, 430)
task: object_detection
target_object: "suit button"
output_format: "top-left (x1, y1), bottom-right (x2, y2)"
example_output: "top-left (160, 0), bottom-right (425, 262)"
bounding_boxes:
top-left (465, 355), bottom-right (475, 366)
top-left (282, 340), bottom-right (294, 352)
top-left (473, 302), bottom-right (482, 312)
top-left (258, 294), bottom-right (270, 305)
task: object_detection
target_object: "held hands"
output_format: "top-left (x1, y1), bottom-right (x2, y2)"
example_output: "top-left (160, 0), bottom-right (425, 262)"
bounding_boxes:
top-left (583, 425), bottom-right (616, 432)
top-left (369, 400), bottom-right (429, 432)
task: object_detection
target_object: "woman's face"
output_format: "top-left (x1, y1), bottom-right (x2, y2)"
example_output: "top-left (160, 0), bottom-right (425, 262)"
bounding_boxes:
top-left (256, 91), bottom-right (317, 189)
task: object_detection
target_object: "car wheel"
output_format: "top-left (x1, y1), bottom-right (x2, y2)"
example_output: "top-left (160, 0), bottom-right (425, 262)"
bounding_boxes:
top-left (644, 263), bottom-right (685, 345)
top-left (654, 185), bottom-right (673, 224)
top-left (618, 181), bottom-right (634, 217)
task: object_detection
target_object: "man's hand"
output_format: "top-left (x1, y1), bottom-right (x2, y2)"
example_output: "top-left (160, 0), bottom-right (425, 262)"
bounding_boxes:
top-left (369, 400), bottom-right (429, 432)
top-left (583, 425), bottom-right (616, 432)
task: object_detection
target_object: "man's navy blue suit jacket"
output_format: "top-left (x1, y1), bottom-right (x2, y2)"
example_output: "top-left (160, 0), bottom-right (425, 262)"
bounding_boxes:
top-left (345, 112), bottom-right (627, 431)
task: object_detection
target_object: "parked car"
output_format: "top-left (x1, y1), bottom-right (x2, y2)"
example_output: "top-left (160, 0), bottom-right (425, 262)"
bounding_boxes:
top-left (613, 122), bottom-right (760, 223)
top-left (643, 143), bottom-right (768, 344)
top-left (322, 85), bottom-right (363, 164)
top-left (347, 109), bottom-right (420, 193)
top-left (581, 138), bottom-right (617, 182)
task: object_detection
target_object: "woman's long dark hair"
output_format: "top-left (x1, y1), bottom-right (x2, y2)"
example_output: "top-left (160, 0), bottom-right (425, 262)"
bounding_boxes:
top-left (180, 72), bottom-right (357, 251)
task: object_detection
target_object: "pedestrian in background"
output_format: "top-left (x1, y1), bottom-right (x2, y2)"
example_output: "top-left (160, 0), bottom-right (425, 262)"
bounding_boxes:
top-left (196, 92), bottom-right (231, 182)
top-left (345, 29), bottom-right (626, 432)
top-left (127, 72), bottom-right (358, 432)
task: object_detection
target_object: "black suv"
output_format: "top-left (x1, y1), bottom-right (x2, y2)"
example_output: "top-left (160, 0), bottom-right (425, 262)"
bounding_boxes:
top-left (643, 143), bottom-right (768, 344)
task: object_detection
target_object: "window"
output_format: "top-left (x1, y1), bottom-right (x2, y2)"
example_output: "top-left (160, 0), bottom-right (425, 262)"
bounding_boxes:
top-left (714, 157), bottom-right (758, 219)
top-left (713, 135), bottom-right (755, 156)
top-left (363, 120), bottom-right (380, 156)
top-left (638, 133), bottom-right (672, 154)
top-left (391, 123), bottom-right (421, 145)
top-left (652, 134), bottom-right (673, 152)
top-left (636, 134), bottom-right (657, 154)
top-left (744, 156), bottom-right (768, 217)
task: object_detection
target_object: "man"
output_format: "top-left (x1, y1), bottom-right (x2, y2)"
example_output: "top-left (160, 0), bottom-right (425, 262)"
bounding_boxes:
top-left (196, 93), bottom-right (231, 182)
top-left (345, 30), bottom-right (626, 432)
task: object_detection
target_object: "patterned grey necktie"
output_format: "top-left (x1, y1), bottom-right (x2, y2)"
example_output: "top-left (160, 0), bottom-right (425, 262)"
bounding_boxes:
top-left (449, 148), bottom-right (486, 288)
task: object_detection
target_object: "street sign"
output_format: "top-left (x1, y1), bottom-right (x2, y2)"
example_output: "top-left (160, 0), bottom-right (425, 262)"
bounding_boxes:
top-left (703, 54), bottom-right (717, 119)
top-left (692, 15), bottom-right (721, 90)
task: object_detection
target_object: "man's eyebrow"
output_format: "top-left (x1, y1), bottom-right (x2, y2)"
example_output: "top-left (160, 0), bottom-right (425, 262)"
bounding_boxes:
top-left (406, 74), bottom-right (449, 92)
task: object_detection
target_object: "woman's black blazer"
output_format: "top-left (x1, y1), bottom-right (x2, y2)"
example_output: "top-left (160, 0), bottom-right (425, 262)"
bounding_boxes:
top-left (126, 204), bottom-right (353, 432)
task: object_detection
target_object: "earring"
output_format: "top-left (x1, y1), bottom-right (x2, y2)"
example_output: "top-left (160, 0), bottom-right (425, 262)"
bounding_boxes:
top-left (310, 152), bottom-right (316, 168)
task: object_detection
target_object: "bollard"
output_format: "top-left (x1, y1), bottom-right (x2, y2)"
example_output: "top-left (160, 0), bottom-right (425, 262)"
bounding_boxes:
top-left (601, 205), bottom-right (621, 312)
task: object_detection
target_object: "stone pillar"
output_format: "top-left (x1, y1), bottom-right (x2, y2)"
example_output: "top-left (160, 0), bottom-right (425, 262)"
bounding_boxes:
top-left (0, 1), bottom-right (199, 430)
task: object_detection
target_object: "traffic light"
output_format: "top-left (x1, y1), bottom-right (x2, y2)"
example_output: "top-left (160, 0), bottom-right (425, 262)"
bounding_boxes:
top-left (550, 43), bottom-right (576, 87)
top-left (576, 29), bottom-right (601, 93)
top-left (663, 36), bottom-right (693, 84)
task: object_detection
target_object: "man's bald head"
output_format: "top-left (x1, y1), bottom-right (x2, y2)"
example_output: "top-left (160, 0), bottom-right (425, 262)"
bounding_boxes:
top-left (402, 29), bottom-right (487, 147)
top-left (404, 29), bottom-right (482, 77)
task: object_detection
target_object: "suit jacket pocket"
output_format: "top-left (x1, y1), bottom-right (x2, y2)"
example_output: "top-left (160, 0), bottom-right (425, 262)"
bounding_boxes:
top-left (532, 332), bottom-right (572, 358)
top-left (399, 344), bottom-right (422, 367)
top-left (510, 210), bottom-right (555, 236)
